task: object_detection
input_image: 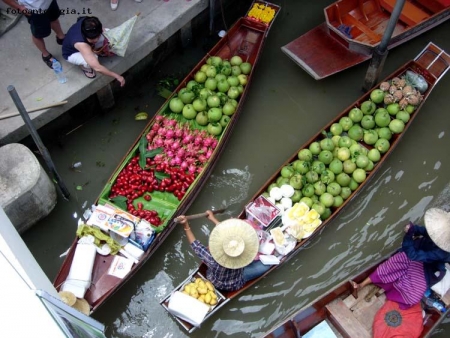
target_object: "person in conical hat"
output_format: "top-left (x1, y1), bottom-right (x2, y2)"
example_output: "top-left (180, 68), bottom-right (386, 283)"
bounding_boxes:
top-left (178, 210), bottom-right (270, 291)
top-left (351, 208), bottom-right (450, 310)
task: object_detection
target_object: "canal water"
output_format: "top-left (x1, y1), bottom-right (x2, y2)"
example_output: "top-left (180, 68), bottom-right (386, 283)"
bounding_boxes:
top-left (21, 0), bottom-right (450, 337)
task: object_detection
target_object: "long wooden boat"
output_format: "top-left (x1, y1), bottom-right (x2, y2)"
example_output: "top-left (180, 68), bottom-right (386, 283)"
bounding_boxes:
top-left (262, 251), bottom-right (449, 338)
top-left (53, 0), bottom-right (281, 314)
top-left (281, 0), bottom-right (450, 80)
top-left (160, 42), bottom-right (450, 332)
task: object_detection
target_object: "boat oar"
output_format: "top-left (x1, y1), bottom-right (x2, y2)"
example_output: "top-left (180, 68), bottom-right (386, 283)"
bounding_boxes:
top-left (0, 100), bottom-right (68, 120)
top-left (174, 208), bottom-right (227, 223)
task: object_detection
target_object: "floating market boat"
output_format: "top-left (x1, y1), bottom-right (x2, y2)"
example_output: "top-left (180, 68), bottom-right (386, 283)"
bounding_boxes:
top-left (160, 42), bottom-right (450, 332)
top-left (262, 251), bottom-right (449, 338)
top-left (53, 0), bottom-right (281, 314)
top-left (281, 0), bottom-right (450, 80)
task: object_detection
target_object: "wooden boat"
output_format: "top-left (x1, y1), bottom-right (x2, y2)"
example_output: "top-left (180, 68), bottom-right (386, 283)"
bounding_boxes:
top-left (53, 0), bottom-right (281, 314)
top-left (281, 0), bottom-right (450, 80)
top-left (160, 42), bottom-right (450, 332)
top-left (262, 251), bottom-right (449, 338)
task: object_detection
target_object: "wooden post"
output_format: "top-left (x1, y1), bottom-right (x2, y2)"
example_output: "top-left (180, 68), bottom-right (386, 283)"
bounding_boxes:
top-left (7, 85), bottom-right (70, 200)
top-left (362, 0), bottom-right (406, 92)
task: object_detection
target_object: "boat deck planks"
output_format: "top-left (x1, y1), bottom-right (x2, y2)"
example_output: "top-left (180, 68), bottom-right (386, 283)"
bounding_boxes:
top-left (326, 299), bottom-right (372, 338)
top-left (281, 23), bottom-right (371, 80)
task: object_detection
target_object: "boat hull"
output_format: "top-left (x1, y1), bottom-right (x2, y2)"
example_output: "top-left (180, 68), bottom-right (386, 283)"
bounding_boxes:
top-left (282, 0), bottom-right (450, 80)
top-left (263, 252), bottom-right (449, 338)
top-left (161, 42), bottom-right (450, 332)
top-left (53, 2), bottom-right (280, 314)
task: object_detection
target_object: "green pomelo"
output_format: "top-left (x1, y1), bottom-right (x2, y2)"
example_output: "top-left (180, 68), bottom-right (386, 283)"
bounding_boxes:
top-left (348, 125), bottom-right (364, 141)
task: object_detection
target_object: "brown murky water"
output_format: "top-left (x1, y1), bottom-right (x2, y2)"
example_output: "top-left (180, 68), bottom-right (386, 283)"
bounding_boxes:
top-left (22, 0), bottom-right (450, 337)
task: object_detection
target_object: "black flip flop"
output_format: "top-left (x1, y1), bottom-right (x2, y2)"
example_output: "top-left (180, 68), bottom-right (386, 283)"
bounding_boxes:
top-left (56, 37), bottom-right (65, 45)
top-left (42, 54), bottom-right (57, 69)
top-left (80, 66), bottom-right (96, 79)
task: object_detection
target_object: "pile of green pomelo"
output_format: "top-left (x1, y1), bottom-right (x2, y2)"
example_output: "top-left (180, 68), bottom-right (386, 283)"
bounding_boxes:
top-left (264, 74), bottom-right (424, 221)
top-left (168, 55), bottom-right (252, 136)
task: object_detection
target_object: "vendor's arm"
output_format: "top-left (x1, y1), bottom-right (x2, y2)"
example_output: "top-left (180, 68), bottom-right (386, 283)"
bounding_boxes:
top-left (177, 215), bottom-right (196, 244)
top-left (75, 42), bottom-right (126, 87)
top-left (206, 210), bottom-right (220, 225)
top-left (178, 215), bottom-right (217, 266)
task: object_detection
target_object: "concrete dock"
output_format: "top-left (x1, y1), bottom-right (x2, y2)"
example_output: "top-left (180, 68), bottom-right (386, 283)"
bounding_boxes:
top-left (0, 0), bottom-right (214, 145)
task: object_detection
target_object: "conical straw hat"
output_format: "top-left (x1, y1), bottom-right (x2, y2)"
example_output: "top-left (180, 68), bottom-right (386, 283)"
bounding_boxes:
top-left (72, 298), bottom-right (90, 316)
top-left (424, 208), bottom-right (450, 252)
top-left (58, 291), bottom-right (76, 306)
top-left (209, 219), bottom-right (259, 269)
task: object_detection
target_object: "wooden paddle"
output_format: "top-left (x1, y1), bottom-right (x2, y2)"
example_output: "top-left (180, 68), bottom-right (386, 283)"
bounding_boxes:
top-left (174, 208), bottom-right (227, 223)
top-left (0, 101), bottom-right (68, 120)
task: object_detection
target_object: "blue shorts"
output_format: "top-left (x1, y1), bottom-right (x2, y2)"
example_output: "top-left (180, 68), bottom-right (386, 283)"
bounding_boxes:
top-left (27, 0), bottom-right (61, 38)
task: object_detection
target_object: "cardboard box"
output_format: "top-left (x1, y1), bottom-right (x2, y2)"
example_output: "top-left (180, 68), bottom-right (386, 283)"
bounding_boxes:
top-left (245, 195), bottom-right (281, 228)
top-left (87, 204), bottom-right (137, 238)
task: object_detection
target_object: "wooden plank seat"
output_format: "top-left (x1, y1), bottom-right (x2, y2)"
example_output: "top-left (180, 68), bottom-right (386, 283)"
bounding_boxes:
top-left (379, 0), bottom-right (430, 26)
top-left (326, 299), bottom-right (371, 338)
top-left (342, 14), bottom-right (382, 42)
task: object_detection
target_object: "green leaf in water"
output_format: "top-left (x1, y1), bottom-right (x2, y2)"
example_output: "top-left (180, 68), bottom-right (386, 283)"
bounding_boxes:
top-left (76, 185), bottom-right (83, 191)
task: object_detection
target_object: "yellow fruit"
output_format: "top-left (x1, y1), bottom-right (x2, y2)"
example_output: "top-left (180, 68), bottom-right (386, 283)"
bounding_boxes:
top-left (182, 291), bottom-right (189, 295)
top-left (197, 287), bottom-right (208, 295)
top-left (195, 278), bottom-right (202, 284)
top-left (210, 298), bottom-right (217, 305)
top-left (184, 285), bottom-right (191, 293)
top-left (205, 281), bottom-right (214, 291)
top-left (204, 293), bottom-right (212, 304)
top-left (270, 227), bottom-right (285, 246)
top-left (210, 291), bottom-right (217, 299)
top-left (198, 280), bottom-right (206, 289)
top-left (198, 294), bottom-right (206, 303)
top-left (190, 289), bottom-right (199, 298)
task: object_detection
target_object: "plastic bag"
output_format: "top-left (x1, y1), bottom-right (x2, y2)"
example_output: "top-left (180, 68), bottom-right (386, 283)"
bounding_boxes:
top-left (431, 263), bottom-right (450, 297)
top-left (405, 70), bottom-right (428, 93)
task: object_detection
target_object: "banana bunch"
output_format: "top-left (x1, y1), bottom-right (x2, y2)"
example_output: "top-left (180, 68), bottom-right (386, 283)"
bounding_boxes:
top-left (247, 3), bottom-right (276, 24)
top-left (182, 277), bottom-right (218, 306)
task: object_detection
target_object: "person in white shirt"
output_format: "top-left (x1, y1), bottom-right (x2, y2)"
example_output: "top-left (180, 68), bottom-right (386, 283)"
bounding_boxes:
top-left (2, 0), bottom-right (65, 68)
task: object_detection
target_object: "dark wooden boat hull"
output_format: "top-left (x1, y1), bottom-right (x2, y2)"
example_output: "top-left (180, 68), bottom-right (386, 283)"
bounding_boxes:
top-left (282, 0), bottom-right (450, 80)
top-left (160, 42), bottom-right (450, 332)
top-left (263, 252), bottom-right (448, 338)
top-left (53, 2), bottom-right (280, 314)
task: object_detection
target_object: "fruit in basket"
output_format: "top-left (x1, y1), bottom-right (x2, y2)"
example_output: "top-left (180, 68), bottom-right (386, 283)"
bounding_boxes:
top-left (231, 55), bottom-right (243, 66)
top-left (169, 97), bottom-right (184, 113)
top-left (370, 89), bottom-right (385, 104)
top-left (207, 122), bottom-right (223, 136)
top-left (195, 111), bottom-right (209, 126)
top-left (182, 278), bottom-right (218, 306)
top-left (178, 88), bottom-right (195, 104)
top-left (389, 119), bottom-right (405, 134)
top-left (240, 62), bottom-right (252, 75)
top-left (182, 104), bottom-right (197, 119)
top-left (361, 100), bottom-right (376, 115)
top-left (192, 98), bottom-right (207, 112)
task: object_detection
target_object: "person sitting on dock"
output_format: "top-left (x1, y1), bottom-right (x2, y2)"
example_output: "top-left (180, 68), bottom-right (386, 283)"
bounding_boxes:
top-left (177, 211), bottom-right (271, 292)
top-left (350, 208), bottom-right (450, 309)
top-left (62, 16), bottom-right (125, 86)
